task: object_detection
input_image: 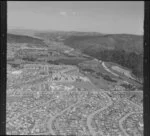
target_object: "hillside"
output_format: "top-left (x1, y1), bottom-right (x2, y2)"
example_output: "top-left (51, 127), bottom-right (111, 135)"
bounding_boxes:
top-left (34, 31), bottom-right (103, 42)
top-left (64, 34), bottom-right (143, 78)
top-left (64, 34), bottom-right (143, 54)
top-left (7, 33), bottom-right (47, 47)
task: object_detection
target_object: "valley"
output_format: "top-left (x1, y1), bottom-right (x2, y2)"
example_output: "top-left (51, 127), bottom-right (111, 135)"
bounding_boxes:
top-left (7, 31), bottom-right (143, 136)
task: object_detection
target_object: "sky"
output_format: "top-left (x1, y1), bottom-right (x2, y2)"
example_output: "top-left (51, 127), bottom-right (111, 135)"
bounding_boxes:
top-left (8, 1), bottom-right (144, 35)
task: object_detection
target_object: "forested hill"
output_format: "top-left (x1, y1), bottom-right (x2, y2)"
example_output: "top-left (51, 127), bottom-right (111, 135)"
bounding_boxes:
top-left (64, 34), bottom-right (143, 79)
top-left (64, 34), bottom-right (143, 54)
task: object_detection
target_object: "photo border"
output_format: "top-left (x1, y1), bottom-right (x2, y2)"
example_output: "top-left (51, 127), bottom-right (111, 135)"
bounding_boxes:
top-left (0, 1), bottom-right (149, 136)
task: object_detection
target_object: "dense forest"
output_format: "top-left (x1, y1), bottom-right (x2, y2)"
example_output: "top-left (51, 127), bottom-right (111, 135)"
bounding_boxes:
top-left (83, 49), bottom-right (143, 78)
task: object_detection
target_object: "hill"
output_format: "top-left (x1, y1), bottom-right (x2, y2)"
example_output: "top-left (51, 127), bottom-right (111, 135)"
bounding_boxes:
top-left (64, 34), bottom-right (143, 78)
top-left (64, 34), bottom-right (143, 54)
top-left (34, 31), bottom-right (103, 42)
top-left (7, 33), bottom-right (47, 47)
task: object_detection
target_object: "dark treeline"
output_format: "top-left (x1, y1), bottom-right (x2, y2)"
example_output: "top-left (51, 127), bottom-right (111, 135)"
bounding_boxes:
top-left (82, 49), bottom-right (143, 78)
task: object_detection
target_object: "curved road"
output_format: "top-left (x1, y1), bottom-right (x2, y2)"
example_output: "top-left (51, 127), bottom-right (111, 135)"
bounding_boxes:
top-left (46, 65), bottom-right (143, 136)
